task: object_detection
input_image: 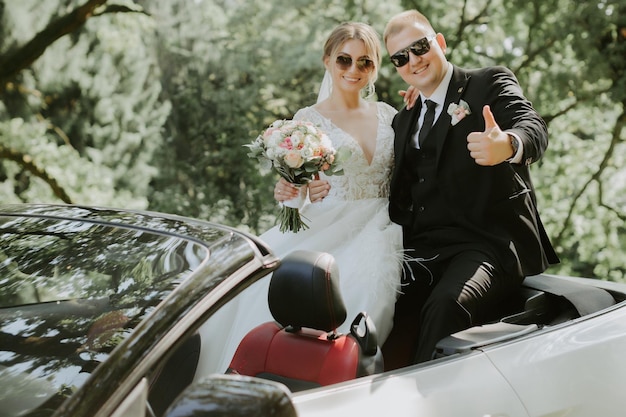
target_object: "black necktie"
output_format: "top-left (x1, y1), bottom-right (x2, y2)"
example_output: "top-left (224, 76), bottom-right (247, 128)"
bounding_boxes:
top-left (418, 99), bottom-right (437, 146)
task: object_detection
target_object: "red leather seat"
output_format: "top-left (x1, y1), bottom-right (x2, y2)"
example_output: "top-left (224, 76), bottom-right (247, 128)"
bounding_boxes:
top-left (227, 250), bottom-right (383, 392)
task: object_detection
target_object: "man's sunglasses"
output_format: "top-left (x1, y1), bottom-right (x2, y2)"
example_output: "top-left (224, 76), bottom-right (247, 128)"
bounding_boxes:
top-left (389, 35), bottom-right (437, 68)
top-left (335, 54), bottom-right (375, 72)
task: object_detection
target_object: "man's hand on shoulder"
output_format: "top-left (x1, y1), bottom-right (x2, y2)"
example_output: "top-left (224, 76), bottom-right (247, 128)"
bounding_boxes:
top-left (399, 86), bottom-right (420, 110)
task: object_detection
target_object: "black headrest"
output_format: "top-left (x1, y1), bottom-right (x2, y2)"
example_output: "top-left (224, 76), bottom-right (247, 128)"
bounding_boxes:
top-left (268, 250), bottom-right (347, 332)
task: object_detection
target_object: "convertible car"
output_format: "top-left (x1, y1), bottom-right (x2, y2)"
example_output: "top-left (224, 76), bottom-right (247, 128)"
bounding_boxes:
top-left (1, 204), bottom-right (625, 417)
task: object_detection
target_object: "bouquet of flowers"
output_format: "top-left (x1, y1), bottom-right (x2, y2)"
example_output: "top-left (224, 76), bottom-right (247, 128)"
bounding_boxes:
top-left (246, 119), bottom-right (344, 233)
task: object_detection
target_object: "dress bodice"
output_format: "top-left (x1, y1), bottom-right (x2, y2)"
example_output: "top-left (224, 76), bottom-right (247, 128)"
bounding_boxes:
top-left (294, 102), bottom-right (397, 201)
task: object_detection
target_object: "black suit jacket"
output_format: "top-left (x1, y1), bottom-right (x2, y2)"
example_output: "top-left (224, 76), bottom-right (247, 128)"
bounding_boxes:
top-left (389, 65), bottom-right (559, 276)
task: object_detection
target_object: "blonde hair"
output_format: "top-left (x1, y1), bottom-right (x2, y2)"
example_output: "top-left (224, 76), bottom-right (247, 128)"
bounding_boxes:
top-left (383, 10), bottom-right (435, 45)
top-left (323, 22), bottom-right (381, 97)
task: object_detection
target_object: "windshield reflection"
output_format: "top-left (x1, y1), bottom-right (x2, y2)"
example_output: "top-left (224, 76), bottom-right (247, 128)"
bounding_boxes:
top-left (0, 215), bottom-right (209, 416)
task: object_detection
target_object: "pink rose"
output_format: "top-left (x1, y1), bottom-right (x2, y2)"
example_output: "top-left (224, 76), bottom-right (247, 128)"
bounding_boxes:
top-left (279, 137), bottom-right (293, 149)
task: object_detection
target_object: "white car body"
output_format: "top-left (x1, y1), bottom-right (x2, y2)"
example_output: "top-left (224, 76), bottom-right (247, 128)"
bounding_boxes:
top-left (293, 276), bottom-right (626, 417)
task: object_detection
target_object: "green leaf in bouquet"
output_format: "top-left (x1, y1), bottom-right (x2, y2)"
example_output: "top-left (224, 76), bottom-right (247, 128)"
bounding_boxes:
top-left (324, 146), bottom-right (350, 176)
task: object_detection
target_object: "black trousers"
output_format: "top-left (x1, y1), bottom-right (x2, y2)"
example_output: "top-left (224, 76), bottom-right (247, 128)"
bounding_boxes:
top-left (390, 246), bottom-right (523, 364)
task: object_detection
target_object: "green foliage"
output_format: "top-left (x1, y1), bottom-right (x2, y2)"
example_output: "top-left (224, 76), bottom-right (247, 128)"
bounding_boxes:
top-left (1, 0), bottom-right (625, 281)
top-left (0, 0), bottom-right (168, 208)
top-left (0, 117), bottom-right (117, 204)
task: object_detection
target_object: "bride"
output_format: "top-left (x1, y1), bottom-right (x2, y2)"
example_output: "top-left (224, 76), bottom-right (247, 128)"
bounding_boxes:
top-left (200, 22), bottom-right (414, 374)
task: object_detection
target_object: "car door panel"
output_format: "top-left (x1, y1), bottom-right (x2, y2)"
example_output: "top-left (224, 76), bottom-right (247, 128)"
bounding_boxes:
top-left (293, 353), bottom-right (530, 417)
top-left (486, 304), bottom-right (626, 417)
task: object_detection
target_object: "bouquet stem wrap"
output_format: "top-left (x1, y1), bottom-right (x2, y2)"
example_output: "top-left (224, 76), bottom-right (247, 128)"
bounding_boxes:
top-left (279, 185), bottom-right (307, 232)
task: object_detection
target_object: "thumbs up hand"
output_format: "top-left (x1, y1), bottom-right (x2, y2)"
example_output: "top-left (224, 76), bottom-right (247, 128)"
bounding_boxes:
top-left (467, 105), bottom-right (515, 166)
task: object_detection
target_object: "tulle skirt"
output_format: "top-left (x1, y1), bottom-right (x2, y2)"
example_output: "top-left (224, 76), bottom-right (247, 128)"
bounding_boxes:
top-left (196, 197), bottom-right (403, 374)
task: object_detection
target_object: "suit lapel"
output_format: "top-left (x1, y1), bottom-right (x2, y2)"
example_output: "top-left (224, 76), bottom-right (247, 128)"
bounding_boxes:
top-left (393, 67), bottom-right (470, 180)
top-left (394, 101), bottom-right (422, 176)
top-left (436, 67), bottom-right (471, 160)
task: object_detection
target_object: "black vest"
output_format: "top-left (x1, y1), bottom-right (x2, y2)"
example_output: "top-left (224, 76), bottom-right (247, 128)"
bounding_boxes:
top-left (406, 134), bottom-right (453, 237)
top-left (404, 132), bottom-right (487, 253)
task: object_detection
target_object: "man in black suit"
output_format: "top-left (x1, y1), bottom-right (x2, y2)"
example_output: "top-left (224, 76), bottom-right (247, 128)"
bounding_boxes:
top-left (382, 10), bottom-right (560, 364)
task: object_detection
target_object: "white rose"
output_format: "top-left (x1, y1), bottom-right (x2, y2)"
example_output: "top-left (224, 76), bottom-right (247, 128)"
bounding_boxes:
top-left (284, 150), bottom-right (304, 168)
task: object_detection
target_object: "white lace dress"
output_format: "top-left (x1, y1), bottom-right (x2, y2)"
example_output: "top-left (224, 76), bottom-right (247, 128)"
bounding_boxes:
top-left (198, 102), bottom-right (403, 374)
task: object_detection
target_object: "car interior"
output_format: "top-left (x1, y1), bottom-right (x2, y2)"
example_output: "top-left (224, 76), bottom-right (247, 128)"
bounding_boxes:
top-left (226, 250), bottom-right (383, 392)
top-left (146, 250), bottom-right (625, 416)
top-left (433, 273), bottom-right (619, 358)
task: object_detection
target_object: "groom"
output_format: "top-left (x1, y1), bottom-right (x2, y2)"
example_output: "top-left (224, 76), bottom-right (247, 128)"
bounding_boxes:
top-left (382, 10), bottom-right (559, 365)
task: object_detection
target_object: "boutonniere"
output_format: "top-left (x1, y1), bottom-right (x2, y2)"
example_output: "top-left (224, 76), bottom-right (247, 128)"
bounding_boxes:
top-left (447, 100), bottom-right (471, 126)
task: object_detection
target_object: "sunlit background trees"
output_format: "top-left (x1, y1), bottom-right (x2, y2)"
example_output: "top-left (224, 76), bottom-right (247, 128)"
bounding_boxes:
top-left (1, 0), bottom-right (624, 280)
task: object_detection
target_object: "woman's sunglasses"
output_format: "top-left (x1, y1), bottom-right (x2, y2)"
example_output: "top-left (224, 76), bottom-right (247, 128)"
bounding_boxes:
top-left (389, 35), bottom-right (437, 68)
top-left (335, 54), bottom-right (375, 72)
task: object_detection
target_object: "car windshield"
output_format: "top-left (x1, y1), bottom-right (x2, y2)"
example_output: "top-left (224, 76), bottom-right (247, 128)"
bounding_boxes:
top-left (0, 214), bottom-right (209, 416)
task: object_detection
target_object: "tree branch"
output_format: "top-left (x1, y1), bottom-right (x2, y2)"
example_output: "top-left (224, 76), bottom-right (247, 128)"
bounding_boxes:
top-left (0, 145), bottom-right (73, 203)
top-left (0, 0), bottom-right (107, 88)
top-left (553, 108), bottom-right (626, 245)
top-left (541, 86), bottom-right (613, 125)
top-left (455, 0), bottom-right (489, 43)
top-left (0, 1), bottom-right (149, 92)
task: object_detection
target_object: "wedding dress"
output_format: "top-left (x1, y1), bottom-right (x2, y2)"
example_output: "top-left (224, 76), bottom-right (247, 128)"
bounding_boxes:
top-left (197, 101), bottom-right (403, 375)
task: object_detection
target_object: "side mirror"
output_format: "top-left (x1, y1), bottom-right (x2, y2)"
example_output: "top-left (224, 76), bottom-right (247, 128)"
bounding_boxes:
top-left (164, 374), bottom-right (298, 417)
